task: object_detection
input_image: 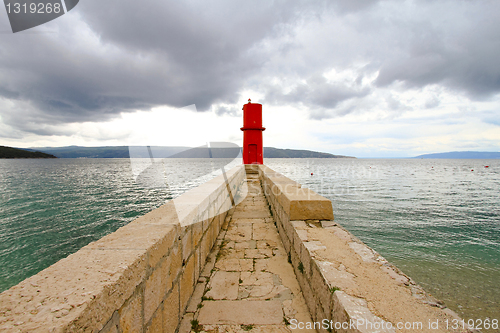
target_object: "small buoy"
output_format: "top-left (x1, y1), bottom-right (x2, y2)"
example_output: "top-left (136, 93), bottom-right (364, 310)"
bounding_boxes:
top-left (485, 166), bottom-right (489, 168)
top-left (471, 169), bottom-right (474, 172)
top-left (311, 172), bottom-right (313, 176)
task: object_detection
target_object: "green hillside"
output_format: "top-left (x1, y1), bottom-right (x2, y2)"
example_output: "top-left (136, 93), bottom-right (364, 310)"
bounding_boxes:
top-left (0, 146), bottom-right (57, 159)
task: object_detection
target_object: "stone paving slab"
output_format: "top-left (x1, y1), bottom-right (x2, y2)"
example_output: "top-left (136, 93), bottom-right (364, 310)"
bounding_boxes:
top-left (205, 271), bottom-right (239, 300)
top-left (197, 301), bottom-right (283, 325)
top-left (231, 210), bottom-right (272, 219)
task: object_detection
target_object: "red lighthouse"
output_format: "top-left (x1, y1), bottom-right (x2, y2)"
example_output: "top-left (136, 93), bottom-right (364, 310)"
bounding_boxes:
top-left (241, 99), bottom-right (265, 164)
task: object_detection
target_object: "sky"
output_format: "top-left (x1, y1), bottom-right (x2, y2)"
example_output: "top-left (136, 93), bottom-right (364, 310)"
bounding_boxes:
top-left (1, 0), bottom-right (499, 158)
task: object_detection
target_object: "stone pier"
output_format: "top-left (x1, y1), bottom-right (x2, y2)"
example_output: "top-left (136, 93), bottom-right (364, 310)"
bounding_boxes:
top-left (0, 164), bottom-right (473, 333)
top-left (178, 171), bottom-right (313, 333)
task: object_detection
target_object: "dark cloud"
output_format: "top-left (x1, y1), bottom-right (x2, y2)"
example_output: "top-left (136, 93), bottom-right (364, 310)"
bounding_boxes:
top-left (1, 0), bottom-right (500, 137)
top-left (374, 0), bottom-right (500, 99)
top-left (0, 0), bottom-right (324, 131)
top-left (264, 74), bottom-right (371, 119)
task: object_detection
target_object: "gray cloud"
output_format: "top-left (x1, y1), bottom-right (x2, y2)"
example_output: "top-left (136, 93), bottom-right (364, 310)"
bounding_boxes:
top-left (1, 0), bottom-right (321, 131)
top-left (374, 0), bottom-right (500, 99)
top-left (264, 74), bottom-right (371, 119)
top-left (1, 0), bottom-right (500, 137)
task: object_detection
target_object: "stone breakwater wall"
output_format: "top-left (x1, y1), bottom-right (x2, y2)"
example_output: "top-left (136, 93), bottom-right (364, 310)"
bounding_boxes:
top-left (0, 165), bottom-right (247, 333)
top-left (255, 164), bottom-right (472, 333)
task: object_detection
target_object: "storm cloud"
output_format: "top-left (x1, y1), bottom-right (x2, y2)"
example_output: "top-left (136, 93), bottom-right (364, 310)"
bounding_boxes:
top-left (1, 0), bottom-right (500, 138)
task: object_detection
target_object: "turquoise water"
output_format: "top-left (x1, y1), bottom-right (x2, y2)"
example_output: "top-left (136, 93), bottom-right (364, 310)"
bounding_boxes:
top-left (0, 158), bottom-right (229, 293)
top-left (265, 158), bottom-right (500, 321)
top-left (0, 158), bottom-right (498, 322)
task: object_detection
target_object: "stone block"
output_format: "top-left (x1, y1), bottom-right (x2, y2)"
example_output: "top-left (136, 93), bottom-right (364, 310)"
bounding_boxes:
top-left (192, 221), bottom-right (203, 248)
top-left (252, 223), bottom-right (278, 241)
top-left (144, 267), bottom-right (164, 323)
top-left (101, 311), bottom-right (120, 333)
top-left (178, 312), bottom-right (194, 333)
top-left (186, 281), bottom-right (206, 313)
top-left (119, 291), bottom-right (142, 333)
top-left (194, 246), bottom-right (201, 285)
top-left (299, 242), bottom-right (312, 277)
top-left (197, 301), bottom-right (283, 325)
top-left (205, 271), bottom-right (239, 300)
top-left (281, 216), bottom-right (292, 241)
top-left (147, 226), bottom-right (177, 269)
top-left (310, 261), bottom-right (332, 319)
top-left (225, 223), bottom-right (252, 241)
top-left (146, 307), bottom-right (163, 333)
top-left (232, 209), bottom-right (271, 219)
top-left (166, 241), bottom-right (182, 293)
top-left (163, 286), bottom-right (180, 333)
top-left (279, 227), bottom-right (291, 257)
top-left (320, 220), bottom-right (336, 228)
top-left (299, 278), bottom-right (316, 323)
top-left (0, 246), bottom-right (149, 332)
top-left (181, 226), bottom-right (192, 262)
top-left (292, 226), bottom-right (303, 260)
top-left (296, 229), bottom-right (308, 242)
top-left (199, 234), bottom-right (210, 272)
top-left (332, 291), bottom-right (396, 333)
top-left (215, 259), bottom-right (253, 272)
top-left (179, 255), bottom-right (195, 312)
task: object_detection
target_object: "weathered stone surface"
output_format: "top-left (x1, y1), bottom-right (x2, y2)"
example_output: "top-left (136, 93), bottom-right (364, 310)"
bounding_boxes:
top-left (163, 286), bottom-right (180, 333)
top-left (197, 301), bottom-right (283, 325)
top-left (145, 264), bottom-right (164, 323)
top-left (179, 256), bottom-right (195, 312)
top-left (146, 308), bottom-right (163, 333)
top-left (231, 209), bottom-right (271, 219)
top-left (225, 224), bottom-right (252, 241)
top-left (101, 311), bottom-right (120, 333)
top-left (215, 259), bottom-right (253, 272)
top-left (348, 241), bottom-right (376, 263)
top-left (316, 260), bottom-right (356, 290)
top-left (178, 312), bottom-right (194, 333)
top-left (166, 241), bottom-right (182, 291)
top-left (244, 248), bottom-right (272, 259)
top-left (253, 223), bottom-right (280, 242)
top-left (0, 248), bottom-right (147, 333)
top-left (333, 291), bottom-right (396, 333)
top-left (205, 271), bottom-right (239, 300)
top-left (119, 292), bottom-right (142, 333)
top-left (187, 281), bottom-right (207, 313)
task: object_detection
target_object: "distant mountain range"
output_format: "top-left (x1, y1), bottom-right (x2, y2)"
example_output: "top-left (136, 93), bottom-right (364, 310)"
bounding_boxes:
top-left (414, 151), bottom-right (500, 159)
top-left (264, 147), bottom-right (353, 158)
top-left (23, 145), bottom-right (354, 159)
top-left (0, 146), bottom-right (56, 159)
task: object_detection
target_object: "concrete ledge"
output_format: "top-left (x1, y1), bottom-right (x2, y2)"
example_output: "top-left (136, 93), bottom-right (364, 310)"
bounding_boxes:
top-left (258, 165), bottom-right (474, 333)
top-left (0, 166), bottom-right (246, 333)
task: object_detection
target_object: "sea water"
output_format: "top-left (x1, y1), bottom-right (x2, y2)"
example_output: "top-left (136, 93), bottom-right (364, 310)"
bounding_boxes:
top-left (265, 158), bottom-right (500, 321)
top-left (0, 158), bottom-right (498, 321)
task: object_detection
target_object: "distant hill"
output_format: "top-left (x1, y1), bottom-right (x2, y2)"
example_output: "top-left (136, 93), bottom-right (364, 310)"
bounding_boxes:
top-left (0, 146), bottom-right (57, 159)
top-left (264, 147), bottom-right (353, 158)
top-left (414, 151), bottom-right (500, 159)
top-left (31, 146), bottom-right (188, 158)
top-left (31, 145), bottom-right (354, 159)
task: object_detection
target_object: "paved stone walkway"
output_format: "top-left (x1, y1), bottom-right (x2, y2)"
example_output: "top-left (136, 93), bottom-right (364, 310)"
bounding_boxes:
top-left (179, 173), bottom-right (314, 333)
